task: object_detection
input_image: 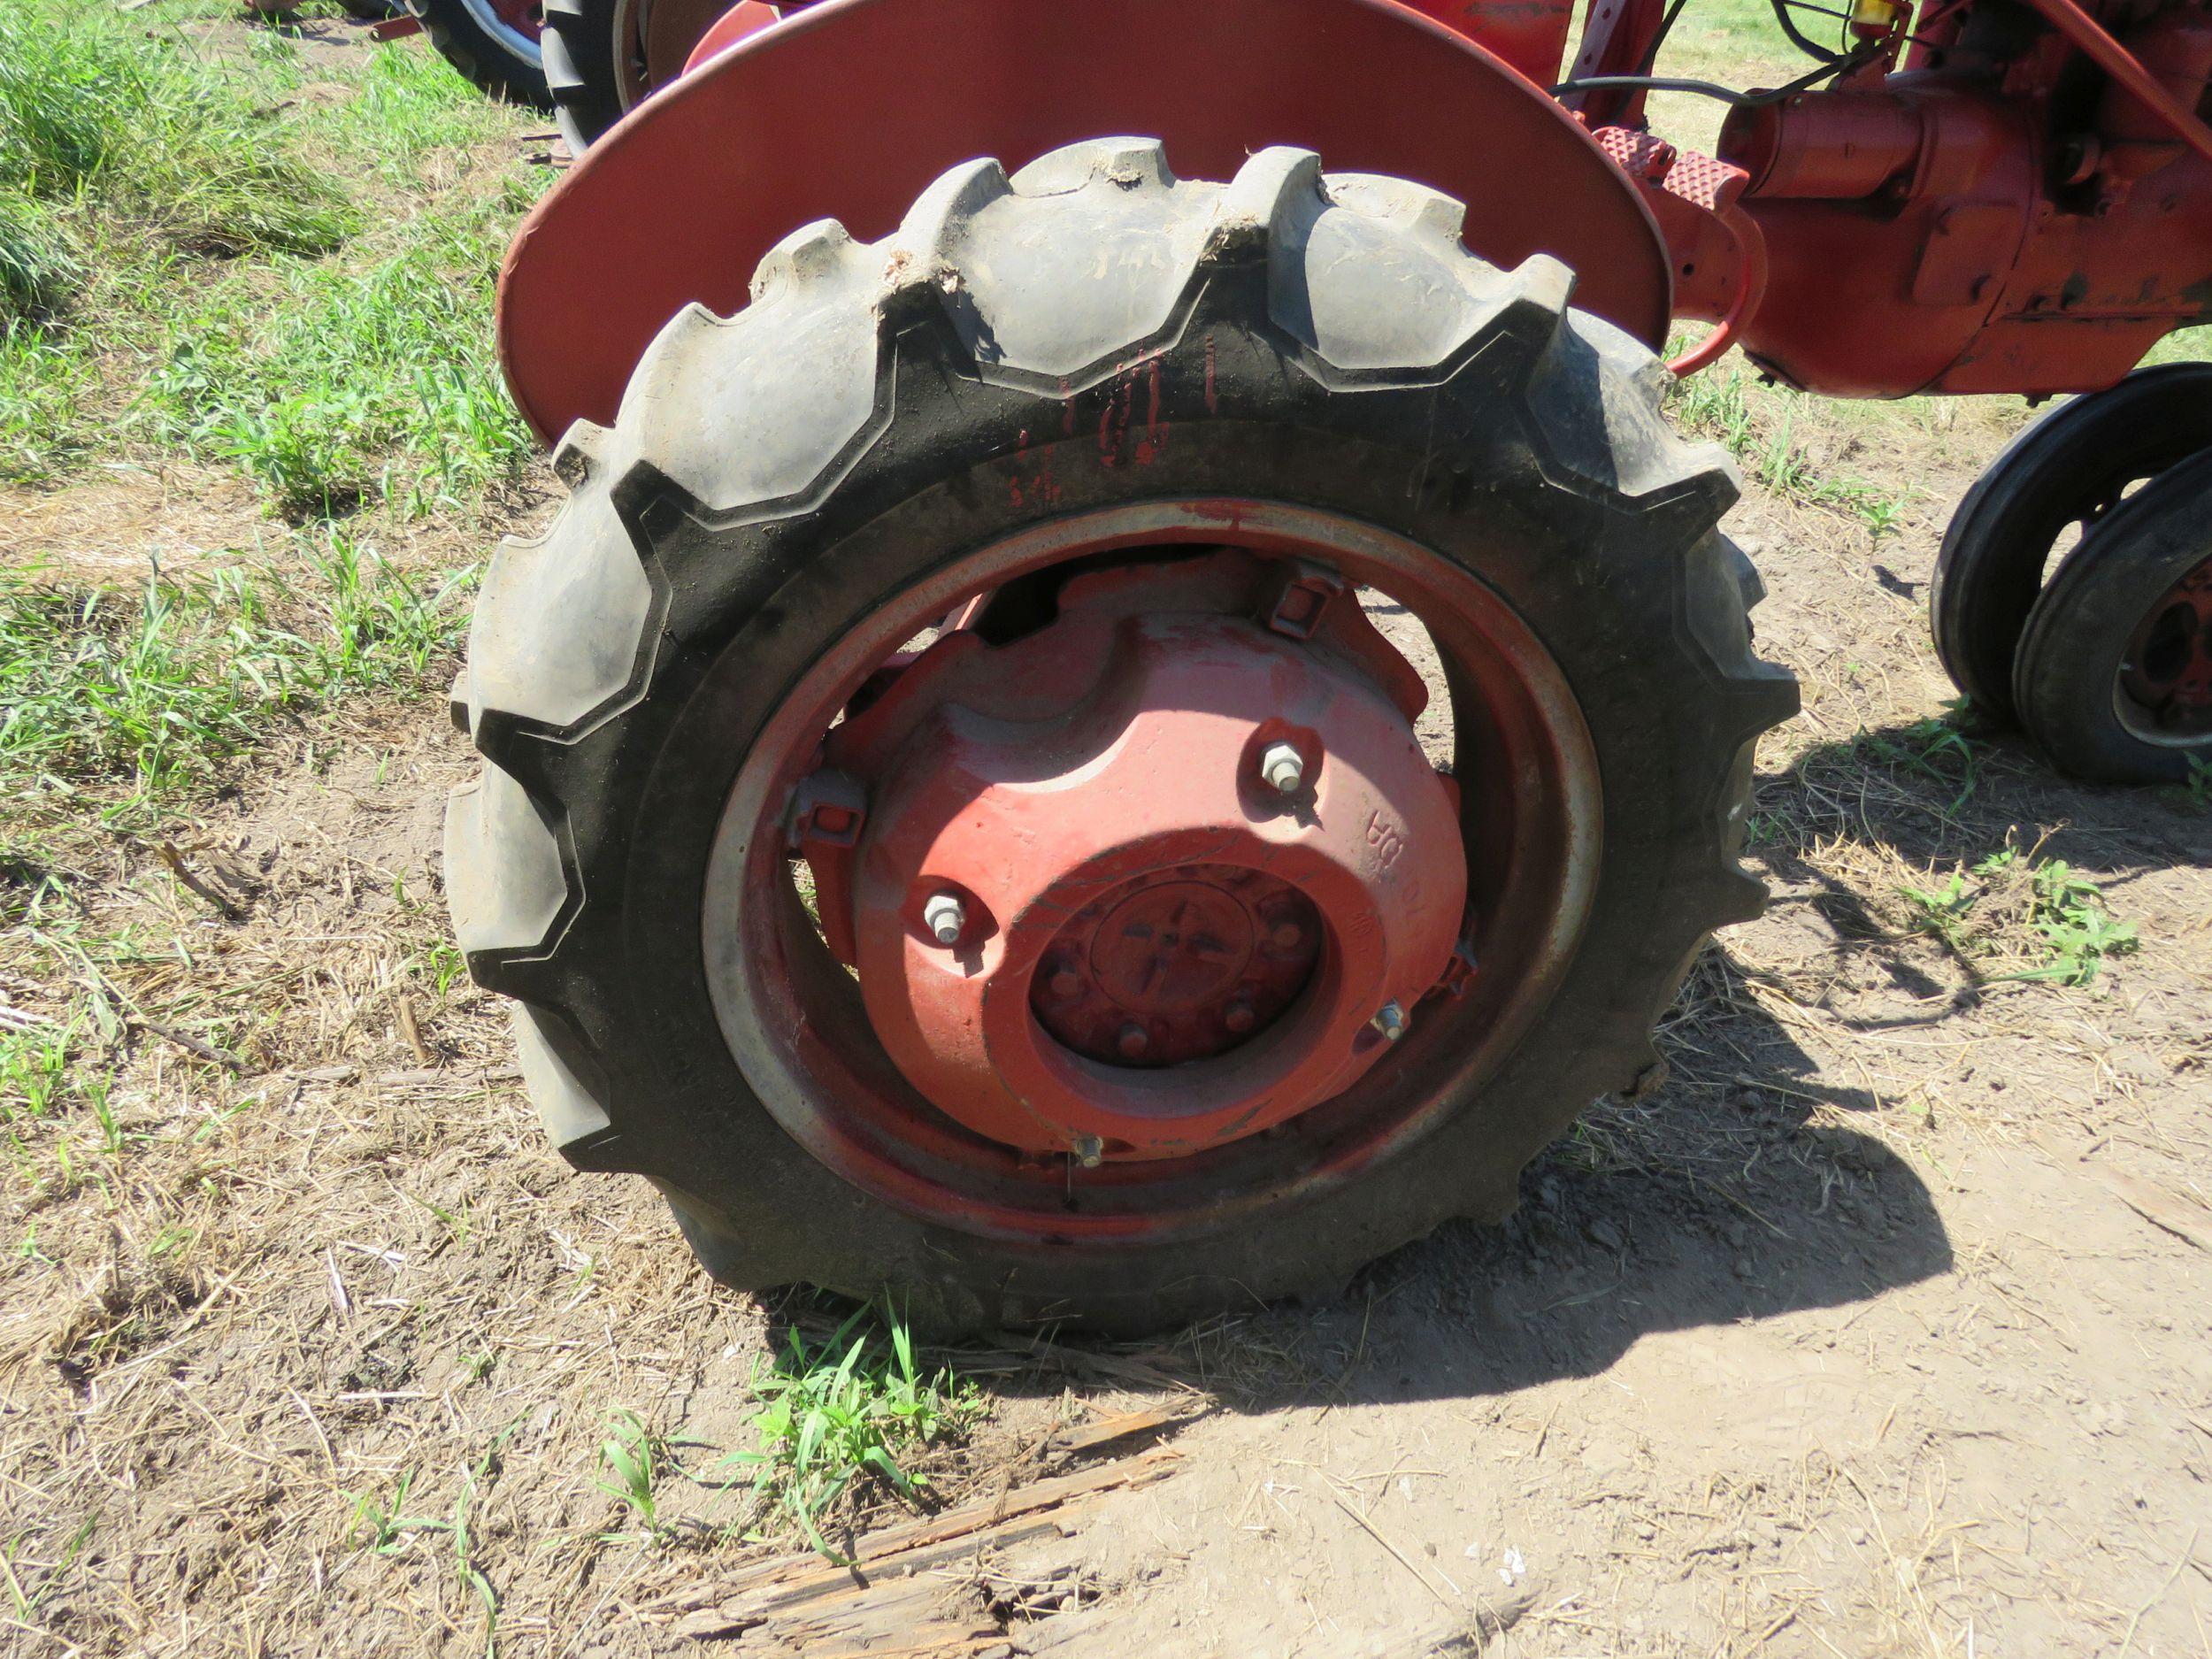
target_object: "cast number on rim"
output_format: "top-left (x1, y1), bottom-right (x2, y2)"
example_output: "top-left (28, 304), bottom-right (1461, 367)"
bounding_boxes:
top-left (443, 139), bottom-right (1796, 1333)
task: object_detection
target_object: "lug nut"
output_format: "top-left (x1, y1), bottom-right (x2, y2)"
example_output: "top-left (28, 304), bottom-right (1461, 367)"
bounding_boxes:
top-left (1260, 741), bottom-right (1307, 795)
top-left (1224, 1000), bottom-right (1256, 1033)
top-left (1048, 963), bottom-right (1083, 998)
top-left (1072, 1134), bottom-right (1104, 1169)
top-left (1117, 1023), bottom-right (1150, 1060)
top-left (1371, 1002), bottom-right (1409, 1042)
top-left (923, 892), bottom-right (967, 945)
top-left (1271, 919), bottom-right (1302, 949)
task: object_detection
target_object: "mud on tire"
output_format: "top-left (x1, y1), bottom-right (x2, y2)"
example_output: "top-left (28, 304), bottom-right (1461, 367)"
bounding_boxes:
top-left (445, 139), bottom-right (1797, 1335)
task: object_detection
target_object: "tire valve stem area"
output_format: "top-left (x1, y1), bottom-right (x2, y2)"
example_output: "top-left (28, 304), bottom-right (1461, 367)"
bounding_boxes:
top-left (789, 549), bottom-right (1469, 1168)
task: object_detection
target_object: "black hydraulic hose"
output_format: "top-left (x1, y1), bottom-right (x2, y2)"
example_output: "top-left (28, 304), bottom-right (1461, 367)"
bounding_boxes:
top-left (1770, 0), bottom-right (1849, 62)
top-left (1551, 42), bottom-right (1878, 105)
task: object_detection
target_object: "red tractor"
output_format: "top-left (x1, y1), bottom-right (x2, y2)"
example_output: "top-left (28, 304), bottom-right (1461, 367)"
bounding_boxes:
top-left (443, 0), bottom-right (2212, 1333)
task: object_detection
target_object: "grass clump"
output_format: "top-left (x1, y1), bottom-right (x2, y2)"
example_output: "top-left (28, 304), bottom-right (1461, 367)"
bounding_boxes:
top-left (0, 3), bottom-right (350, 261)
top-left (728, 1306), bottom-right (982, 1559)
top-left (0, 0), bottom-right (541, 511)
top-left (0, 542), bottom-right (471, 811)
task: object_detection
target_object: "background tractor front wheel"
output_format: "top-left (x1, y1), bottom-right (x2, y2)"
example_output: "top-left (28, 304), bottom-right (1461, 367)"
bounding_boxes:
top-left (445, 140), bottom-right (1796, 1334)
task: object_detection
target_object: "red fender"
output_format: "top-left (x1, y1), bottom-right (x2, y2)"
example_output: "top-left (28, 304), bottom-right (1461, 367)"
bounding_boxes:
top-left (498, 0), bottom-right (1671, 441)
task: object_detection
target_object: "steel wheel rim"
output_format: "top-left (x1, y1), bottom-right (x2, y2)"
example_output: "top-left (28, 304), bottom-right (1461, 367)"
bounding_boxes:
top-left (2117, 550), bottom-right (2212, 744)
top-left (462, 0), bottom-right (544, 56)
top-left (701, 501), bottom-right (1601, 1244)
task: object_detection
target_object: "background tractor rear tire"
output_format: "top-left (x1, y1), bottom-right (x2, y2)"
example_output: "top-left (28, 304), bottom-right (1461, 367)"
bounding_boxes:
top-left (541, 0), bottom-right (634, 153)
top-left (445, 140), bottom-right (1796, 1336)
top-left (409, 0), bottom-right (554, 111)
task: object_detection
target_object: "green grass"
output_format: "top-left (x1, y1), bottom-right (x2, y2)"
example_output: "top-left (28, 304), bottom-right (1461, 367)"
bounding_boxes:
top-left (726, 1306), bottom-right (983, 1560)
top-left (0, 0), bottom-right (539, 509)
top-left (0, 543), bottom-right (472, 816)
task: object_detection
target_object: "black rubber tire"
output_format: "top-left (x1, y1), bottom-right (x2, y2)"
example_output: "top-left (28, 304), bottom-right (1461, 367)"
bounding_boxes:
top-left (408, 0), bottom-right (554, 111)
top-left (541, 0), bottom-right (632, 154)
top-left (1929, 362), bottom-right (2212, 726)
top-left (445, 141), bottom-right (1797, 1335)
top-left (2012, 447), bottom-right (2212, 784)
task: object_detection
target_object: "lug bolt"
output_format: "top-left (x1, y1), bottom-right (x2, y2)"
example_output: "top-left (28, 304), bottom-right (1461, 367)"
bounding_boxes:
top-left (923, 892), bottom-right (967, 945)
top-left (1072, 1133), bottom-right (1104, 1169)
top-left (1260, 741), bottom-right (1308, 795)
top-left (1224, 1000), bottom-right (1256, 1033)
top-left (1371, 1002), bottom-right (1409, 1042)
top-left (1117, 1023), bottom-right (1150, 1060)
top-left (1271, 919), bottom-right (1302, 949)
top-left (1048, 963), bottom-right (1083, 998)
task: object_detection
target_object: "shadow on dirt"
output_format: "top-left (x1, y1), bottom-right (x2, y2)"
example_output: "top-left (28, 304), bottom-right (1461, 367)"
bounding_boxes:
top-left (748, 954), bottom-right (1955, 1411)
top-left (1158, 965), bottom-right (1953, 1409)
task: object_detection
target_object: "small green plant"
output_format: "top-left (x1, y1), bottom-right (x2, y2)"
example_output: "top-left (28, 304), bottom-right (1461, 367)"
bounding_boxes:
top-left (344, 1471), bottom-right (445, 1555)
top-left (1900, 868), bottom-right (1977, 949)
top-left (1901, 847), bottom-right (2138, 987)
top-left (0, 554), bottom-right (469, 814)
top-left (2179, 756), bottom-right (2212, 810)
top-left (2012, 858), bottom-right (2139, 987)
top-left (595, 1409), bottom-right (665, 1540)
top-left (728, 1305), bottom-right (982, 1560)
top-left (1857, 709), bottom-right (1983, 812)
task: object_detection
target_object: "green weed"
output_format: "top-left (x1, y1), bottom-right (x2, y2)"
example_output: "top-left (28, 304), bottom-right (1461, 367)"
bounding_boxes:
top-left (1900, 869), bottom-right (1977, 950)
top-left (595, 1410), bottom-right (666, 1540)
top-left (1843, 708), bottom-right (1984, 813)
top-left (0, 4), bottom-right (350, 259)
top-left (727, 1306), bottom-right (982, 1561)
top-left (0, 194), bottom-right (80, 323)
top-left (345, 1471), bottom-right (447, 1555)
top-left (1901, 848), bottom-right (2138, 987)
top-left (2177, 756), bottom-right (2212, 811)
top-left (2011, 857), bottom-right (2139, 987)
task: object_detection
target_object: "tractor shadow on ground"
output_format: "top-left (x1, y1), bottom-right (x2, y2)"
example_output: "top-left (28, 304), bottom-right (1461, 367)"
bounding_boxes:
top-left (1188, 980), bottom-right (1948, 1410)
top-left (865, 960), bottom-right (1952, 1413)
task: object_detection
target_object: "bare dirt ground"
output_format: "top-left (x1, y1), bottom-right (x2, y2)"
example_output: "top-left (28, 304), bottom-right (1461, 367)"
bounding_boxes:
top-left (4, 25), bottom-right (2209, 1659)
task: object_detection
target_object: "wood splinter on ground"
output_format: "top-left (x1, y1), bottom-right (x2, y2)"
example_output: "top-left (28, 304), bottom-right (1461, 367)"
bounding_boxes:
top-left (657, 1407), bottom-right (1194, 1653)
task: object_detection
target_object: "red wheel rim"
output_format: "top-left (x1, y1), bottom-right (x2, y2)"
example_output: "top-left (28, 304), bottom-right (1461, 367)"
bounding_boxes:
top-left (484, 0), bottom-right (543, 35)
top-left (702, 502), bottom-right (1601, 1244)
top-left (2120, 552), bottom-right (2212, 741)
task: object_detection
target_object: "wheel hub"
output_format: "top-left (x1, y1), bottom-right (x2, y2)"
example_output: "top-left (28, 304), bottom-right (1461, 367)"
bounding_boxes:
top-left (795, 552), bottom-right (1467, 1164)
top-left (2124, 552), bottom-right (2212, 733)
top-left (1033, 864), bottom-right (1324, 1067)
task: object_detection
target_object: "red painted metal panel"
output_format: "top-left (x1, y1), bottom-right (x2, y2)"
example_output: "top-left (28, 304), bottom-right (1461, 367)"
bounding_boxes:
top-left (498, 0), bottom-right (1671, 439)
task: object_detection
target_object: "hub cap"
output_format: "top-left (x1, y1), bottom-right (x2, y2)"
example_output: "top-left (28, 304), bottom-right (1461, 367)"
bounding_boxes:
top-left (815, 556), bottom-right (1466, 1162)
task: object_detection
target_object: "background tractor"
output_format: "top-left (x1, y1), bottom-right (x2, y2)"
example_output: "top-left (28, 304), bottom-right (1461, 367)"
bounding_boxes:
top-left (442, 0), bottom-right (2212, 1333)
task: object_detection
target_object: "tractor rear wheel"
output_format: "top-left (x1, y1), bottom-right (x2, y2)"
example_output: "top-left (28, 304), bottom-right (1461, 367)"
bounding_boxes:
top-left (445, 141), bottom-right (1796, 1334)
top-left (410, 0), bottom-right (554, 111)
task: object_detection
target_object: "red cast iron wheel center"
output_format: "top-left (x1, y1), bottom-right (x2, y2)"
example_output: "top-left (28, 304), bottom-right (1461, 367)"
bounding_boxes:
top-left (1033, 865), bottom-right (1324, 1067)
top-left (2124, 552), bottom-right (2212, 731)
top-left (811, 553), bottom-right (1469, 1165)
